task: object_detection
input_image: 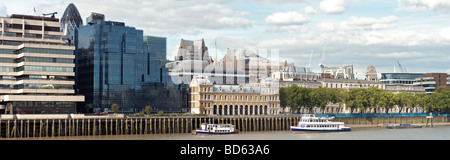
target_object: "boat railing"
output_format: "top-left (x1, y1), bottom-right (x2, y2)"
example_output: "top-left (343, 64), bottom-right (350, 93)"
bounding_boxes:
top-left (314, 113), bottom-right (448, 118)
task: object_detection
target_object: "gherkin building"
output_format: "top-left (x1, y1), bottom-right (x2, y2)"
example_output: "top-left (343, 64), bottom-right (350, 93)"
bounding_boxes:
top-left (60, 3), bottom-right (83, 37)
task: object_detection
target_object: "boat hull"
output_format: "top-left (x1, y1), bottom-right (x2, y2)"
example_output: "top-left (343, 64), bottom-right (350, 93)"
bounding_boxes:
top-left (194, 130), bottom-right (237, 135)
top-left (290, 126), bottom-right (351, 133)
top-left (387, 124), bottom-right (422, 129)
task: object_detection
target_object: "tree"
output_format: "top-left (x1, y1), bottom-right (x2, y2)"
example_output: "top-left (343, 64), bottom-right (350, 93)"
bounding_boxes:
top-left (312, 87), bottom-right (332, 114)
top-left (378, 91), bottom-right (395, 113)
top-left (351, 88), bottom-right (369, 113)
top-left (394, 92), bottom-right (413, 113)
top-left (279, 87), bottom-right (288, 110)
top-left (335, 89), bottom-right (348, 113)
top-left (367, 87), bottom-right (382, 113)
top-left (111, 103), bottom-right (120, 113)
top-left (407, 94), bottom-right (418, 113)
top-left (85, 103), bottom-right (93, 113)
top-left (415, 93), bottom-right (428, 112)
top-left (300, 87), bottom-right (314, 113)
top-left (285, 85), bottom-right (299, 112)
top-left (433, 87), bottom-right (450, 113)
top-left (145, 105), bottom-right (153, 115)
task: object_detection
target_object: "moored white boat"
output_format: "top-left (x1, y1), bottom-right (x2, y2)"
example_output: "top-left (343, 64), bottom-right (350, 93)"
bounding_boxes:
top-left (290, 114), bottom-right (351, 133)
top-left (193, 123), bottom-right (238, 135)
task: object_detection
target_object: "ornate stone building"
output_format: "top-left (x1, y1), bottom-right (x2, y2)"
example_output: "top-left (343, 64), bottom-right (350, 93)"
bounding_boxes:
top-left (189, 76), bottom-right (281, 115)
top-left (365, 65), bottom-right (378, 82)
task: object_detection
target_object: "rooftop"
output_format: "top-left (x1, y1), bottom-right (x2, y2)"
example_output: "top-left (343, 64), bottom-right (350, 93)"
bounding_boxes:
top-left (8, 14), bottom-right (59, 22)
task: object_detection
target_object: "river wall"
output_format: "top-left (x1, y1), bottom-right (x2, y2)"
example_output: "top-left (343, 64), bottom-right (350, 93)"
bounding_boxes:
top-left (0, 114), bottom-right (448, 138)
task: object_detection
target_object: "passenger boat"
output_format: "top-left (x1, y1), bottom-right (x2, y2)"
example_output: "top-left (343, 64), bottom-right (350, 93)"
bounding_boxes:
top-left (386, 124), bottom-right (422, 129)
top-left (290, 114), bottom-right (351, 133)
top-left (193, 123), bottom-right (238, 135)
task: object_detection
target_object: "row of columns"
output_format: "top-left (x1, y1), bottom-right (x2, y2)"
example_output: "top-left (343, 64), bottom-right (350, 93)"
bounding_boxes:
top-left (211, 105), bottom-right (271, 116)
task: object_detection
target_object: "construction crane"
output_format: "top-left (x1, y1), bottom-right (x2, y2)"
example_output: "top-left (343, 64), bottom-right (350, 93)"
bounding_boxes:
top-left (42, 12), bottom-right (57, 18)
top-left (319, 39), bottom-right (326, 69)
top-left (396, 60), bottom-right (407, 73)
top-left (308, 49), bottom-right (313, 69)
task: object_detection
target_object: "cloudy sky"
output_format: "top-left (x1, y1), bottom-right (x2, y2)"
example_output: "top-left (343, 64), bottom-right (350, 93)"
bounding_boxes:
top-left (1, 0), bottom-right (450, 78)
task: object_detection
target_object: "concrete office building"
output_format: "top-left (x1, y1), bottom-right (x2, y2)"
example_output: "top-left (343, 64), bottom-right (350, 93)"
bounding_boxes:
top-left (413, 73), bottom-right (450, 94)
top-left (220, 49), bottom-right (278, 83)
top-left (0, 14), bottom-right (84, 114)
top-left (272, 61), bottom-right (320, 82)
top-left (175, 38), bottom-right (211, 62)
top-left (321, 65), bottom-right (354, 79)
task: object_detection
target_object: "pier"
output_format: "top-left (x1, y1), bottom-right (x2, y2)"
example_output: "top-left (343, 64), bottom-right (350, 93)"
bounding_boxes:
top-left (0, 114), bottom-right (302, 138)
top-left (0, 114), bottom-right (449, 138)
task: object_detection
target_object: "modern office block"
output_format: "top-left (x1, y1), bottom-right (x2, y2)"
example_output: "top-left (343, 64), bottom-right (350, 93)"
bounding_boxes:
top-left (75, 17), bottom-right (187, 113)
top-left (144, 35), bottom-right (167, 67)
top-left (0, 14), bottom-right (84, 114)
top-left (380, 73), bottom-right (424, 85)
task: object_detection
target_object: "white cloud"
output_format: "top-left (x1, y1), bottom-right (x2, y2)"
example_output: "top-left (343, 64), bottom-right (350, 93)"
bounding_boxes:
top-left (442, 27), bottom-right (450, 40)
top-left (317, 22), bottom-right (335, 32)
top-left (0, 3), bottom-right (6, 16)
top-left (264, 6), bottom-right (319, 33)
top-left (265, 11), bottom-right (310, 25)
top-left (246, 0), bottom-right (321, 4)
top-left (398, 0), bottom-right (450, 13)
top-left (28, 0), bottom-right (255, 35)
top-left (217, 17), bottom-right (255, 28)
top-left (340, 16), bottom-right (398, 31)
top-left (319, 0), bottom-right (350, 14)
top-left (267, 25), bottom-right (308, 33)
top-left (303, 6), bottom-right (317, 15)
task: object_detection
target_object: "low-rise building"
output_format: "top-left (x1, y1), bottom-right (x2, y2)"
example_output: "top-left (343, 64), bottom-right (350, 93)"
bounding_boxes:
top-left (189, 76), bottom-right (281, 115)
top-left (321, 65), bottom-right (354, 79)
top-left (413, 73), bottom-right (450, 94)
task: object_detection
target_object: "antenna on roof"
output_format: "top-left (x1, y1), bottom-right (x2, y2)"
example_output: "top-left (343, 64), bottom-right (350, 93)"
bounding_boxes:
top-left (215, 39), bottom-right (218, 64)
top-left (42, 12), bottom-right (57, 18)
top-left (308, 49), bottom-right (313, 69)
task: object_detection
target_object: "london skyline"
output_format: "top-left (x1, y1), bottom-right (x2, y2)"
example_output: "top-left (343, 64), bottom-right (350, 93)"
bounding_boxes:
top-left (2, 0), bottom-right (450, 79)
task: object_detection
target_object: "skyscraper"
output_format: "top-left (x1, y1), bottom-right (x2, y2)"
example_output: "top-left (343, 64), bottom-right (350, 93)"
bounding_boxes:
top-left (60, 3), bottom-right (83, 38)
top-left (175, 38), bottom-right (210, 62)
top-left (144, 35), bottom-right (167, 67)
top-left (0, 14), bottom-right (84, 114)
top-left (75, 16), bottom-right (187, 113)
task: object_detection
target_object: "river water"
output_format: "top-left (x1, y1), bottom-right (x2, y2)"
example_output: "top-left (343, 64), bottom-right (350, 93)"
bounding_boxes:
top-left (15, 125), bottom-right (450, 140)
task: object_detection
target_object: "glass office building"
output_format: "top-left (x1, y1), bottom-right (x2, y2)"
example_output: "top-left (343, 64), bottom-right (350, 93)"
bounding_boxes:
top-left (144, 36), bottom-right (167, 67)
top-left (60, 3), bottom-right (83, 39)
top-left (75, 18), bottom-right (187, 113)
top-left (380, 73), bottom-right (424, 85)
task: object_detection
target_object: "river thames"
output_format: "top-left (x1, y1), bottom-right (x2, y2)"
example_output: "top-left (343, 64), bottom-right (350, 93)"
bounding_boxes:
top-left (13, 125), bottom-right (450, 140)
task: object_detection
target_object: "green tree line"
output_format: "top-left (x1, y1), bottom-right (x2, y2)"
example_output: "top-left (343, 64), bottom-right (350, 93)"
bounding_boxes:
top-left (279, 85), bottom-right (450, 114)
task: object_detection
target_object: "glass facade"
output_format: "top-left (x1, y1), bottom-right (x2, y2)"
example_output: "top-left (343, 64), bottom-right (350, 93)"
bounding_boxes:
top-left (144, 36), bottom-right (167, 67)
top-left (60, 3), bottom-right (83, 38)
top-left (380, 73), bottom-right (423, 85)
top-left (76, 20), bottom-right (187, 113)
